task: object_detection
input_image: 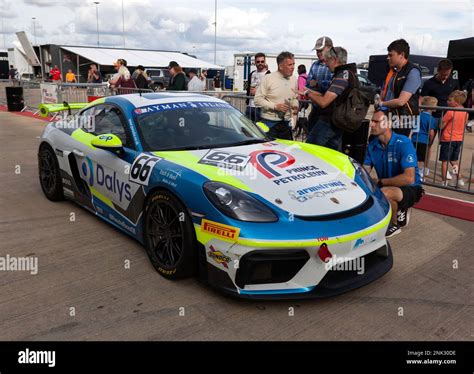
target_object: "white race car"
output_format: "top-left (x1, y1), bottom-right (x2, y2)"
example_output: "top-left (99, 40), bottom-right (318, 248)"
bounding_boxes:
top-left (38, 93), bottom-right (392, 299)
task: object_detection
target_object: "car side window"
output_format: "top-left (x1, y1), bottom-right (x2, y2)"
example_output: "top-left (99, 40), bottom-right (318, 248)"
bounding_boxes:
top-left (92, 105), bottom-right (135, 149)
top-left (78, 107), bottom-right (97, 132)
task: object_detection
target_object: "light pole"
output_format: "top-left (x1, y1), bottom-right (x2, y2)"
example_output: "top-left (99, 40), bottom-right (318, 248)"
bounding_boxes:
top-left (1, 12), bottom-right (6, 51)
top-left (213, 0), bottom-right (217, 64)
top-left (121, 0), bottom-right (125, 48)
top-left (32, 17), bottom-right (37, 45)
top-left (93, 1), bottom-right (100, 47)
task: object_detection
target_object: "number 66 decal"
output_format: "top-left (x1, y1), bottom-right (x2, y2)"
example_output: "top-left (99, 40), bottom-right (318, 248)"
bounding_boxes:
top-left (129, 153), bottom-right (161, 185)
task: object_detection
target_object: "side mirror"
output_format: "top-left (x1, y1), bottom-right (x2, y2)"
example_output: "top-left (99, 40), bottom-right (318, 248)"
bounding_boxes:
top-left (91, 134), bottom-right (123, 153)
top-left (256, 121), bottom-right (269, 132)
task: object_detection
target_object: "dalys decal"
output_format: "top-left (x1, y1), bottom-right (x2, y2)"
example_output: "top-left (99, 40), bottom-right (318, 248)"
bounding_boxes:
top-left (81, 157), bottom-right (132, 203)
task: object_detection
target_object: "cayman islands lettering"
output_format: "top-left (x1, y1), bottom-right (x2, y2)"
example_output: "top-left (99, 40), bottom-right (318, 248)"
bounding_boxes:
top-left (134, 101), bottom-right (231, 115)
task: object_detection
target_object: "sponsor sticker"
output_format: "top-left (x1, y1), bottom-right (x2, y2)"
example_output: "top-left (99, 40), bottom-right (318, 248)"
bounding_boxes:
top-left (201, 219), bottom-right (240, 241)
top-left (353, 234), bottom-right (377, 250)
top-left (129, 153), bottom-right (162, 186)
top-left (207, 245), bottom-right (231, 269)
top-left (249, 150), bottom-right (329, 185)
top-left (288, 180), bottom-right (348, 202)
top-left (199, 150), bottom-right (250, 171)
top-left (134, 101), bottom-right (232, 115)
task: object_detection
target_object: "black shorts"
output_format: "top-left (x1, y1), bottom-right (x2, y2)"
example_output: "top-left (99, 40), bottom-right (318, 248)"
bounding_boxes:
top-left (439, 141), bottom-right (462, 162)
top-left (414, 142), bottom-right (428, 162)
top-left (399, 185), bottom-right (423, 210)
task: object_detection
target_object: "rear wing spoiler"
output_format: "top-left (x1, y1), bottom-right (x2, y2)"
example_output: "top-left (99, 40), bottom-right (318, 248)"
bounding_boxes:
top-left (38, 102), bottom-right (89, 118)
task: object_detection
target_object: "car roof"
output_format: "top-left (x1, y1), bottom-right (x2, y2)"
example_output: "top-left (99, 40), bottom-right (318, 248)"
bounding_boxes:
top-left (105, 93), bottom-right (226, 108)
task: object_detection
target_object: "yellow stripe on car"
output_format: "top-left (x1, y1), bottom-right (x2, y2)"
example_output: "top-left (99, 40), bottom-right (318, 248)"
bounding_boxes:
top-left (71, 129), bottom-right (96, 149)
top-left (90, 186), bottom-right (114, 208)
top-left (194, 209), bottom-right (391, 248)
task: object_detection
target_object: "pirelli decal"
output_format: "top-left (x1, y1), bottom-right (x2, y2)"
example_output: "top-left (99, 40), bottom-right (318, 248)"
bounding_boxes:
top-left (201, 219), bottom-right (240, 241)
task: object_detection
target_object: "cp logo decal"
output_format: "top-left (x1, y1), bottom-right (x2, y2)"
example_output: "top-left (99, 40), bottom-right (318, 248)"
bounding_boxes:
top-left (249, 150), bottom-right (295, 179)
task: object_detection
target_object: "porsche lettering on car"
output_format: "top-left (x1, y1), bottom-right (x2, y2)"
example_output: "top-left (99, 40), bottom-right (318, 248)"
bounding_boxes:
top-left (38, 93), bottom-right (393, 299)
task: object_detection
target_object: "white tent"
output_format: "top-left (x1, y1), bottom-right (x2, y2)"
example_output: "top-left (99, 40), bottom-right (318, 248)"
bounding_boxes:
top-left (60, 46), bottom-right (222, 69)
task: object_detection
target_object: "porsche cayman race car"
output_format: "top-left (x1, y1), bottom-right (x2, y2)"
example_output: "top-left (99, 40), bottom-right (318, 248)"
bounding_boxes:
top-left (38, 93), bottom-right (393, 299)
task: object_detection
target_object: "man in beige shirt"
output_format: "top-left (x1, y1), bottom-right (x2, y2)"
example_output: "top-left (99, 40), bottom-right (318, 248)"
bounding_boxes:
top-left (255, 51), bottom-right (298, 140)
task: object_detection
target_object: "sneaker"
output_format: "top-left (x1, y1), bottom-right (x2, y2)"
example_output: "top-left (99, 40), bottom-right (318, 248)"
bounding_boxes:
top-left (397, 208), bottom-right (411, 227)
top-left (449, 178), bottom-right (466, 188)
top-left (446, 171), bottom-right (453, 180)
top-left (386, 223), bottom-right (401, 238)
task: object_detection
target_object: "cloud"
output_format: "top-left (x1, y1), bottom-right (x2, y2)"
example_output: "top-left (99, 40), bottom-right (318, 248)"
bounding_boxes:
top-left (8, 0), bottom-right (473, 66)
top-left (0, 0), bottom-right (18, 18)
top-left (358, 25), bottom-right (388, 33)
top-left (23, 0), bottom-right (82, 7)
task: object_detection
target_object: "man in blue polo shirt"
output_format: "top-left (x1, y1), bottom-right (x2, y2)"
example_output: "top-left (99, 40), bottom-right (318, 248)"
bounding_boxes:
top-left (364, 110), bottom-right (424, 237)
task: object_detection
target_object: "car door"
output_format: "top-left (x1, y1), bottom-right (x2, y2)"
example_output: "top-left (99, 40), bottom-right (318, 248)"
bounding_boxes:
top-left (74, 104), bottom-right (146, 229)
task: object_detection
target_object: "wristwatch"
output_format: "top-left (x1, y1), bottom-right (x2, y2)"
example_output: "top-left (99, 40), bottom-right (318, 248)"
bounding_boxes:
top-left (304, 89), bottom-right (310, 97)
top-left (377, 179), bottom-right (384, 188)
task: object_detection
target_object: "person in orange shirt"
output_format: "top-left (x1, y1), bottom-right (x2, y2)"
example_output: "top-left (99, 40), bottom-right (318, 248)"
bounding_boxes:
top-left (439, 90), bottom-right (468, 186)
top-left (65, 69), bottom-right (76, 83)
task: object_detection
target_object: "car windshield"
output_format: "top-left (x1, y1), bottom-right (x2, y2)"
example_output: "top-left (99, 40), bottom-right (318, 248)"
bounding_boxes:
top-left (135, 101), bottom-right (271, 151)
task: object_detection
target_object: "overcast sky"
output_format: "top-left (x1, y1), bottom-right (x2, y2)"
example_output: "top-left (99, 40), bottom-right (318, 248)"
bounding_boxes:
top-left (1, 0), bottom-right (473, 66)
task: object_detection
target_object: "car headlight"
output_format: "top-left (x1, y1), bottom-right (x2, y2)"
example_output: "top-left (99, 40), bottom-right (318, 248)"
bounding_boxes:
top-left (203, 181), bottom-right (278, 222)
top-left (350, 157), bottom-right (376, 193)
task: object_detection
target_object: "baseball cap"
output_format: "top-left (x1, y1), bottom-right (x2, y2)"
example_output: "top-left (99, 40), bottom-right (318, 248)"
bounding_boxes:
top-left (312, 36), bottom-right (333, 51)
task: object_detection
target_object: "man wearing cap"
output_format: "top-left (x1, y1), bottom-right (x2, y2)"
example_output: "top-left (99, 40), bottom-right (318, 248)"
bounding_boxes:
top-left (188, 68), bottom-right (205, 91)
top-left (300, 46), bottom-right (357, 150)
top-left (306, 36), bottom-right (334, 133)
top-left (167, 61), bottom-right (187, 91)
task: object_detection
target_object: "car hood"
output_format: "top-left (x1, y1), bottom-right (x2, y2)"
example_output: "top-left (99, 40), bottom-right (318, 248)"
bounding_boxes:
top-left (154, 141), bottom-right (368, 217)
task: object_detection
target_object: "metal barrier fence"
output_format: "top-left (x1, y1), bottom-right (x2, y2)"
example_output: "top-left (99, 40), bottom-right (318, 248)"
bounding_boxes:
top-left (416, 105), bottom-right (473, 195)
top-left (12, 83), bottom-right (474, 194)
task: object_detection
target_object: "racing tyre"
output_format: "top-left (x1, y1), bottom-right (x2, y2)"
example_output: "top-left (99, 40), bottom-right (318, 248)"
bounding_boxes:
top-left (144, 190), bottom-right (198, 279)
top-left (38, 143), bottom-right (64, 201)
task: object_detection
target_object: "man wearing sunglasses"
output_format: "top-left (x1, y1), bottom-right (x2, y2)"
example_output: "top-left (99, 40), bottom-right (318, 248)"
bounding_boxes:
top-left (246, 52), bottom-right (270, 122)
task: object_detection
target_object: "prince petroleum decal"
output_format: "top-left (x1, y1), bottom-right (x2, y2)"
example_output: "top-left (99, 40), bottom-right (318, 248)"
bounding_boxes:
top-left (249, 150), bottom-right (327, 184)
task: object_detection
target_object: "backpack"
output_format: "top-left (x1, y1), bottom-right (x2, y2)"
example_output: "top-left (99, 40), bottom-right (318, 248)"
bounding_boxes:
top-left (331, 70), bottom-right (369, 133)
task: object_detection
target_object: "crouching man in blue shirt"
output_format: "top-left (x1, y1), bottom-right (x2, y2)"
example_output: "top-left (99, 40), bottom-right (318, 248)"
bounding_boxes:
top-left (364, 110), bottom-right (424, 238)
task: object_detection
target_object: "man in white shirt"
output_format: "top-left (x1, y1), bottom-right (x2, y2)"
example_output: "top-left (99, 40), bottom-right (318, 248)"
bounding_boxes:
top-left (255, 51), bottom-right (298, 140)
top-left (246, 52), bottom-right (270, 122)
top-left (187, 69), bottom-right (205, 91)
